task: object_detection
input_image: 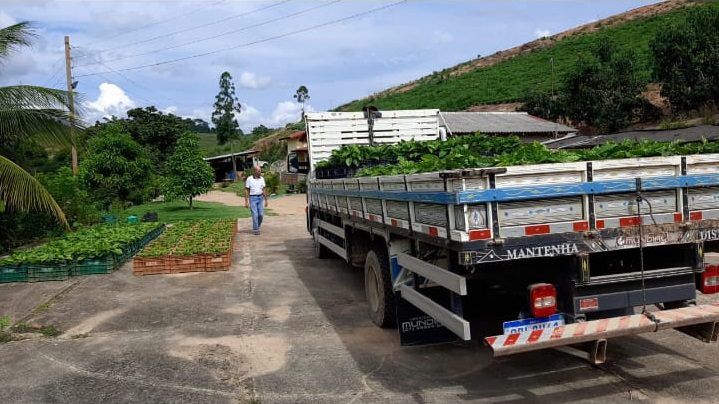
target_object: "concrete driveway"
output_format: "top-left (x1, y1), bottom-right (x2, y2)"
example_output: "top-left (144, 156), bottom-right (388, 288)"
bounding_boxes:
top-left (1, 211), bottom-right (719, 403)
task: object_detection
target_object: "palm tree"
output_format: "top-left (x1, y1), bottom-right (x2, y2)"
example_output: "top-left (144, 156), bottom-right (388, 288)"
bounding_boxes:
top-left (0, 22), bottom-right (80, 226)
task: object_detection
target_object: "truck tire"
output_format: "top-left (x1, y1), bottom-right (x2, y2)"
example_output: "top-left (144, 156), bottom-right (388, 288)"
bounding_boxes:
top-left (364, 249), bottom-right (396, 328)
top-left (312, 220), bottom-right (330, 259)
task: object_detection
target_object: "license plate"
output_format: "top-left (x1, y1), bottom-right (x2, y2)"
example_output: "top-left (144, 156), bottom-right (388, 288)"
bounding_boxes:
top-left (502, 314), bottom-right (565, 335)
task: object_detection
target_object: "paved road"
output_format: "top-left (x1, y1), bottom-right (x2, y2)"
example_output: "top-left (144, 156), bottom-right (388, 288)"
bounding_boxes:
top-left (1, 213), bottom-right (719, 403)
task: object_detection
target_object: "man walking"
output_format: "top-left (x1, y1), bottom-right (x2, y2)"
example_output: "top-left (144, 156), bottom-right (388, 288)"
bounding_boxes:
top-left (244, 166), bottom-right (269, 235)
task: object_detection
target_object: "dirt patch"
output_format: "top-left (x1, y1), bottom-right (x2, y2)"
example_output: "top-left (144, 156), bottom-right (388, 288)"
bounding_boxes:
top-left (168, 334), bottom-right (289, 378)
top-left (267, 194), bottom-right (306, 216)
top-left (196, 191), bottom-right (306, 216)
top-left (466, 102), bottom-right (523, 112)
top-left (195, 190), bottom-right (244, 207)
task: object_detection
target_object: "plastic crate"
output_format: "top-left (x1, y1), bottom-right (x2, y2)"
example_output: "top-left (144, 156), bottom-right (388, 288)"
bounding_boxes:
top-left (132, 257), bottom-right (169, 275)
top-left (28, 264), bottom-right (70, 282)
top-left (72, 256), bottom-right (115, 276)
top-left (0, 265), bottom-right (28, 283)
top-left (167, 256), bottom-right (205, 273)
top-left (203, 252), bottom-right (231, 271)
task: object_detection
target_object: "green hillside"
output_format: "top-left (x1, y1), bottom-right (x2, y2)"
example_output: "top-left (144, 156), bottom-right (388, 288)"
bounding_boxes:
top-left (336, 1), bottom-right (718, 112)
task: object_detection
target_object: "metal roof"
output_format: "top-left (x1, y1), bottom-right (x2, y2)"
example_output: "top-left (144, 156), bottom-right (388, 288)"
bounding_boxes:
top-left (280, 131), bottom-right (306, 141)
top-left (545, 125), bottom-right (719, 149)
top-left (203, 149), bottom-right (258, 162)
top-left (439, 112), bottom-right (575, 135)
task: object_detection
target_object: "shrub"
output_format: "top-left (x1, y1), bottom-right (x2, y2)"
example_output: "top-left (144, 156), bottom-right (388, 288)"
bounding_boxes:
top-left (80, 128), bottom-right (154, 209)
top-left (39, 167), bottom-right (100, 227)
top-left (265, 172), bottom-right (281, 195)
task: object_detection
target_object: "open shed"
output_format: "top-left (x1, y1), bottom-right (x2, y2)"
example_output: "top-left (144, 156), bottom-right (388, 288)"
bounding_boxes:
top-left (203, 149), bottom-right (259, 182)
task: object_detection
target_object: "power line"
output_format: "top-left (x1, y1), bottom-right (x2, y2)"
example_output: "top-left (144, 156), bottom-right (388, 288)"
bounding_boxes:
top-left (74, 48), bottom-right (175, 106)
top-left (84, 0), bottom-right (293, 56)
top-left (77, 0), bottom-right (407, 78)
top-left (78, 0), bottom-right (342, 67)
top-left (80, 0), bottom-right (229, 49)
top-left (41, 56), bottom-right (68, 87)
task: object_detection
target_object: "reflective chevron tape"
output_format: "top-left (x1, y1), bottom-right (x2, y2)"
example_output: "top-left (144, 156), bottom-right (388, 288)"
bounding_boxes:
top-left (596, 212), bottom-right (682, 229)
top-left (485, 302), bottom-right (719, 357)
top-left (690, 209), bottom-right (719, 221)
top-left (411, 223), bottom-right (447, 238)
top-left (387, 217), bottom-right (411, 230)
top-left (499, 221), bottom-right (588, 238)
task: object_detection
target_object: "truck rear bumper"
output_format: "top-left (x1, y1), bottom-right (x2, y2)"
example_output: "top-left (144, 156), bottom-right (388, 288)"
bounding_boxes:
top-left (485, 302), bottom-right (719, 358)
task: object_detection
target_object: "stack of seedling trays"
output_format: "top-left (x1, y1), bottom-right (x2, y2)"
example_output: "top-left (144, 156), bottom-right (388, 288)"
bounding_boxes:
top-left (0, 223), bottom-right (164, 283)
top-left (133, 219), bottom-right (237, 276)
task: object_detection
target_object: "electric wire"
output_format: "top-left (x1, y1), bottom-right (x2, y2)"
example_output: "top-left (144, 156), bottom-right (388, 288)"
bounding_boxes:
top-left (83, 0), bottom-right (293, 56)
top-left (78, 0), bottom-right (343, 67)
top-left (79, 0), bottom-right (229, 49)
top-left (74, 48), bottom-right (175, 106)
top-left (76, 0), bottom-right (407, 78)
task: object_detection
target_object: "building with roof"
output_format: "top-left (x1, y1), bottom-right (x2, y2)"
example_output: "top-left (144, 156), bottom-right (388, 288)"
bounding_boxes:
top-left (439, 111), bottom-right (575, 142)
top-left (543, 125), bottom-right (719, 149)
top-left (203, 149), bottom-right (260, 182)
top-left (280, 131), bottom-right (309, 174)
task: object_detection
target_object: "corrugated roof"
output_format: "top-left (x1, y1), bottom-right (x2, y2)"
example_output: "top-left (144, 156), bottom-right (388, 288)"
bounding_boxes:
top-left (280, 131), bottom-right (306, 141)
top-left (203, 149), bottom-right (258, 162)
top-left (545, 125), bottom-right (719, 149)
top-left (440, 112), bottom-right (575, 135)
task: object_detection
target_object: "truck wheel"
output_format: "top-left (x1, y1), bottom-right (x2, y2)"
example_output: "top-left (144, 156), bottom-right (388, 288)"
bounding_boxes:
top-left (312, 220), bottom-right (329, 259)
top-left (364, 249), bottom-right (396, 328)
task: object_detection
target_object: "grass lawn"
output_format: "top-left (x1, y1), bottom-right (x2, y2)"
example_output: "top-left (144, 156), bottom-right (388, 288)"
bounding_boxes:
top-left (122, 200), bottom-right (251, 223)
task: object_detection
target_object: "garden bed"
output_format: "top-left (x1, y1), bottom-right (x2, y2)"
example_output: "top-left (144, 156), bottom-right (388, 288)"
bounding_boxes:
top-left (0, 223), bottom-right (164, 283)
top-left (133, 219), bottom-right (237, 276)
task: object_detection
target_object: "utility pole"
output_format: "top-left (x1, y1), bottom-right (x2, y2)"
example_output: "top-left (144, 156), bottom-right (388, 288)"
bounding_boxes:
top-left (64, 35), bottom-right (78, 175)
top-left (551, 57), bottom-right (558, 138)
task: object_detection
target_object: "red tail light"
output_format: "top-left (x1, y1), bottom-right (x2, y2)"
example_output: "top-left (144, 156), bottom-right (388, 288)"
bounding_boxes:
top-left (529, 283), bottom-right (557, 318)
top-left (701, 265), bottom-right (719, 295)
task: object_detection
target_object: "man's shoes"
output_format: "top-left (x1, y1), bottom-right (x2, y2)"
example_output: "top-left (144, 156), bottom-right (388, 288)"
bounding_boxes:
top-left (253, 230), bottom-right (259, 235)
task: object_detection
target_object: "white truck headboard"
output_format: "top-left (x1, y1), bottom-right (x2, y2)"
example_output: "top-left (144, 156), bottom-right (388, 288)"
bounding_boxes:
top-left (305, 109), bottom-right (441, 174)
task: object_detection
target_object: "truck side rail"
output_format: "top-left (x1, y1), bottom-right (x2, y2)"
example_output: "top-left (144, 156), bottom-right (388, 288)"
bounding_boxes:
top-left (310, 173), bottom-right (719, 204)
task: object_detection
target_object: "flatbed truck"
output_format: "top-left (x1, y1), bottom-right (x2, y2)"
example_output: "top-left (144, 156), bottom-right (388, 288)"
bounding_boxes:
top-left (304, 109), bottom-right (719, 363)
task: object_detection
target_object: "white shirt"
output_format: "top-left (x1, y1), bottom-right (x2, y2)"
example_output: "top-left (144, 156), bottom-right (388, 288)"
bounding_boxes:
top-left (245, 176), bottom-right (266, 196)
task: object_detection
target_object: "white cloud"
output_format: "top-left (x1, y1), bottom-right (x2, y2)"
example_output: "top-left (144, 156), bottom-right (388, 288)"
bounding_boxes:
top-left (239, 71), bottom-right (271, 89)
top-left (161, 105), bottom-right (178, 115)
top-left (237, 104), bottom-right (263, 131)
top-left (535, 29), bottom-right (551, 38)
top-left (83, 82), bottom-right (136, 123)
top-left (0, 11), bottom-right (17, 27)
top-left (431, 30), bottom-right (454, 44)
top-left (270, 101), bottom-right (313, 126)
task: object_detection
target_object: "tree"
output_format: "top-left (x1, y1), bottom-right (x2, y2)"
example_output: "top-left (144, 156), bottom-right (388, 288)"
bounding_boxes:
top-left (212, 72), bottom-right (242, 146)
top-left (79, 124), bottom-right (153, 209)
top-left (162, 132), bottom-right (214, 209)
top-left (651, 6), bottom-right (719, 112)
top-left (181, 117), bottom-right (211, 133)
top-left (84, 106), bottom-right (189, 169)
top-left (293, 85), bottom-right (310, 117)
top-left (561, 40), bottom-right (647, 133)
top-left (212, 72), bottom-right (242, 177)
top-left (0, 22), bottom-right (78, 226)
top-left (520, 91), bottom-right (564, 121)
top-left (251, 124), bottom-right (271, 137)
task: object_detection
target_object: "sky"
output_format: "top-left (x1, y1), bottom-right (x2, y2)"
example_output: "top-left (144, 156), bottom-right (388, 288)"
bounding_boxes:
top-left (1, 0), bottom-right (662, 131)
